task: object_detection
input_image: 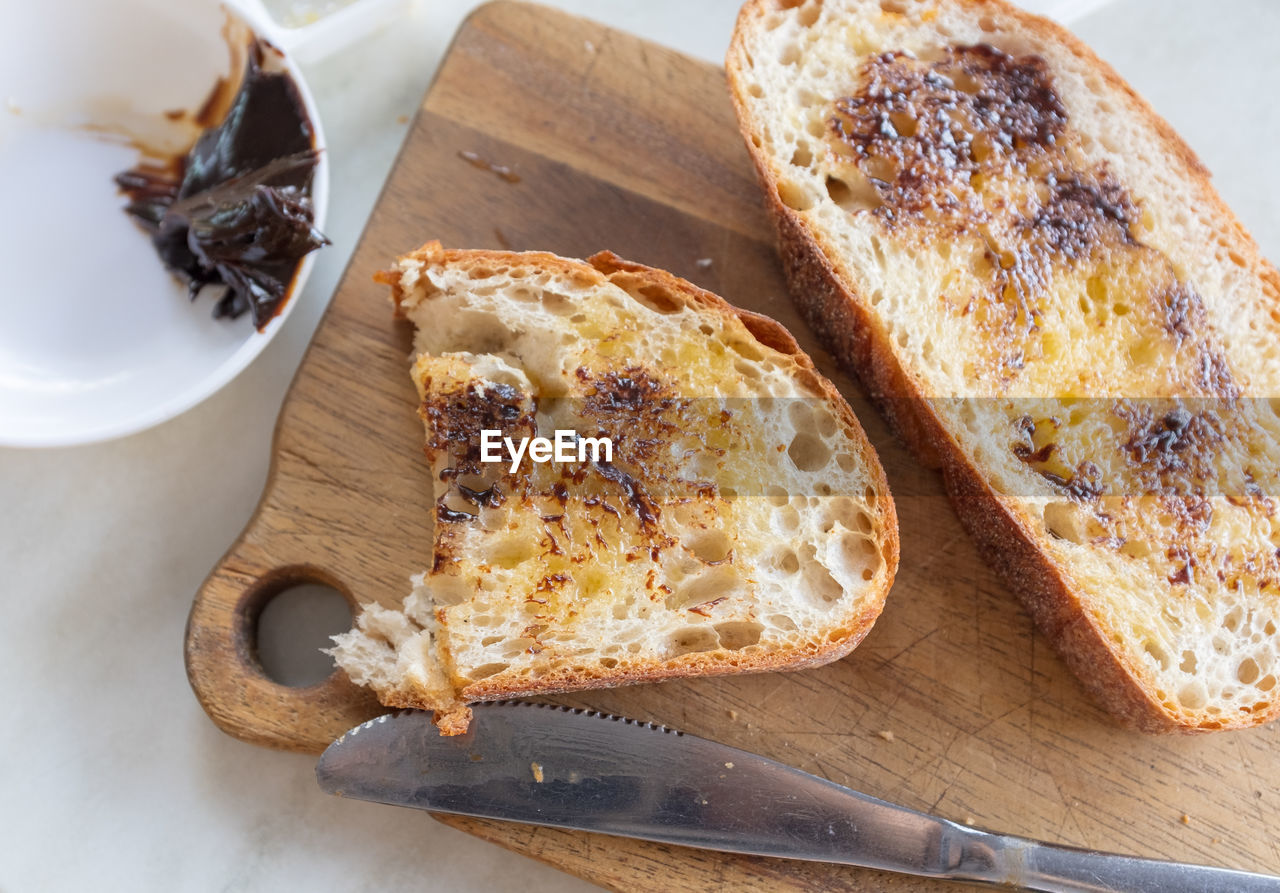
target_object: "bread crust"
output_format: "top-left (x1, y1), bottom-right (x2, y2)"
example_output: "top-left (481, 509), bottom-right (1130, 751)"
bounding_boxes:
top-left (350, 242), bottom-right (898, 729)
top-left (727, 0), bottom-right (1280, 732)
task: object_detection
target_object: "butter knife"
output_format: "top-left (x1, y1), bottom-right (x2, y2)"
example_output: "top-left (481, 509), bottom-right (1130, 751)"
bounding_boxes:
top-left (316, 702), bottom-right (1279, 892)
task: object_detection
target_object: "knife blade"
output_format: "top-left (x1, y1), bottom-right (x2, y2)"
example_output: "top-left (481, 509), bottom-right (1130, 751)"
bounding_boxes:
top-left (316, 703), bottom-right (1280, 892)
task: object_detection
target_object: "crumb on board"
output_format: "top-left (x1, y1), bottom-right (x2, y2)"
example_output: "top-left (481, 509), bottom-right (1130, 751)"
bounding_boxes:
top-left (724, 762), bottom-right (734, 769)
top-left (1180, 814), bottom-right (1191, 825)
top-left (531, 762), bottom-right (545, 783)
top-left (584, 39), bottom-right (596, 53)
top-left (877, 730), bottom-right (895, 742)
top-left (963, 816), bottom-right (975, 826)
top-left (726, 708), bottom-right (739, 721)
top-left (695, 258), bottom-right (714, 269)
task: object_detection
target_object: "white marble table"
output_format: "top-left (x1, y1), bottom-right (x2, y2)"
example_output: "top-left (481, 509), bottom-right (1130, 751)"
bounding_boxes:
top-left (3, 1), bottom-right (1276, 889)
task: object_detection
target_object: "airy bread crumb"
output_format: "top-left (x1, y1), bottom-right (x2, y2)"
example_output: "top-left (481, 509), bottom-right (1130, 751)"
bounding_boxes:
top-left (331, 244), bottom-right (899, 733)
top-left (728, 0), bottom-right (1280, 732)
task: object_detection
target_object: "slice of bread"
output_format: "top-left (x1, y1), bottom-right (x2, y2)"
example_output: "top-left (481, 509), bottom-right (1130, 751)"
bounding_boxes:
top-left (728, 0), bottom-right (1280, 732)
top-left (330, 243), bottom-right (898, 734)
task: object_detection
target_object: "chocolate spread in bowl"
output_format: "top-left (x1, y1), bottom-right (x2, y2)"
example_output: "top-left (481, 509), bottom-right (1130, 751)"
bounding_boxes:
top-left (115, 37), bottom-right (328, 331)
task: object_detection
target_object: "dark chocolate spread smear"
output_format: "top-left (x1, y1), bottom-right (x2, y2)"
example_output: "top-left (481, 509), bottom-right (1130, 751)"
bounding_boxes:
top-left (116, 40), bottom-right (328, 330)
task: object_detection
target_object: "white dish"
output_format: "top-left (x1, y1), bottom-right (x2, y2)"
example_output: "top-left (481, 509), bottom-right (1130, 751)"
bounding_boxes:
top-left (0, 0), bottom-right (329, 448)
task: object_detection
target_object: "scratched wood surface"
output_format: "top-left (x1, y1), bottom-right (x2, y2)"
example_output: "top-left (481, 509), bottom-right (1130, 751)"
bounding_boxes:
top-left (184, 3), bottom-right (1280, 889)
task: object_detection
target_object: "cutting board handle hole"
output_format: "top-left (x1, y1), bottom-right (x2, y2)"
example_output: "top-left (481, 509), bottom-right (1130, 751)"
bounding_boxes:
top-left (245, 571), bottom-right (355, 689)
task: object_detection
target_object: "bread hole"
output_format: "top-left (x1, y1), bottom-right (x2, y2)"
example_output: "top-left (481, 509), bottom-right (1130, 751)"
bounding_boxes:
top-left (1143, 640), bottom-right (1171, 672)
top-left (777, 0), bottom-right (804, 9)
top-left (627, 642), bottom-right (642, 652)
top-left (825, 496), bottom-right (868, 532)
top-left (837, 532), bottom-right (882, 581)
top-left (779, 549), bottom-right (801, 574)
top-left (481, 635), bottom-right (503, 647)
top-left (1119, 539), bottom-right (1152, 559)
top-left (598, 657), bottom-right (619, 669)
top-left (669, 627), bottom-right (721, 657)
top-left (779, 43), bottom-right (801, 66)
top-left (748, 83), bottom-right (764, 98)
top-left (1180, 650), bottom-right (1198, 674)
top-left (1128, 337), bottom-right (1161, 368)
top-left (471, 615), bottom-right (496, 628)
top-left (666, 565), bottom-right (740, 612)
top-left (1266, 620), bottom-right (1278, 636)
top-left (778, 179), bottom-right (815, 212)
top-left (467, 662), bottom-right (510, 681)
top-left (467, 266), bottom-right (495, 280)
top-left (952, 69), bottom-right (982, 94)
top-left (1043, 502), bottom-right (1084, 543)
top-left (795, 1), bottom-right (821, 27)
top-left (729, 338), bottom-right (764, 362)
top-left (978, 14), bottom-right (997, 32)
top-left (776, 505), bottom-right (801, 533)
top-left (687, 528), bottom-right (733, 564)
top-left (1258, 675), bottom-right (1277, 692)
top-left (612, 601), bottom-right (630, 620)
top-left (715, 621), bottom-right (765, 650)
top-left (569, 313), bottom-right (586, 323)
top-left (1177, 682), bottom-right (1208, 711)
top-left (788, 432), bottom-right (832, 471)
top-left (255, 582), bottom-right (352, 687)
top-left (490, 533), bottom-right (540, 569)
top-left (633, 284), bottom-right (682, 314)
top-left (734, 359), bottom-right (763, 381)
top-left (1238, 658), bottom-right (1262, 685)
top-left (791, 143), bottom-right (814, 167)
top-left (888, 111), bottom-right (917, 138)
top-left (836, 453), bottom-right (857, 472)
top-left (428, 572), bottom-right (476, 606)
top-left (768, 613), bottom-right (799, 631)
top-left (879, 0), bottom-right (908, 13)
top-left (452, 310), bottom-right (518, 353)
top-left (500, 638), bottom-right (537, 658)
top-left (815, 409), bottom-right (838, 438)
top-left (792, 84), bottom-right (823, 106)
top-left (801, 548), bottom-right (844, 605)
top-left (806, 117), bottom-right (826, 139)
top-left (1223, 606), bottom-right (1244, 633)
top-left (767, 485), bottom-right (790, 507)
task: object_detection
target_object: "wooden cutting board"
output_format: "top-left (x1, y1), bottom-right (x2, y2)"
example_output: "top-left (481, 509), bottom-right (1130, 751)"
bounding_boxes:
top-left (185, 2), bottom-right (1280, 889)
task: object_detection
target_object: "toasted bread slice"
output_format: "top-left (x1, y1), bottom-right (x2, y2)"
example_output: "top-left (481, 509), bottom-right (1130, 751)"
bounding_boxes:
top-left (728, 0), bottom-right (1280, 731)
top-left (330, 243), bottom-right (898, 733)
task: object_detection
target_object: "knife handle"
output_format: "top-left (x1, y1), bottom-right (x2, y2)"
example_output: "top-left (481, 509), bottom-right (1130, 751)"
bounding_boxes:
top-left (952, 828), bottom-right (1280, 892)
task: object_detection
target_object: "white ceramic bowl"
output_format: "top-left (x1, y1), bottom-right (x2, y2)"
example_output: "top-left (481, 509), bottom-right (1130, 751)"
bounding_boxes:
top-left (0, 0), bottom-right (329, 447)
